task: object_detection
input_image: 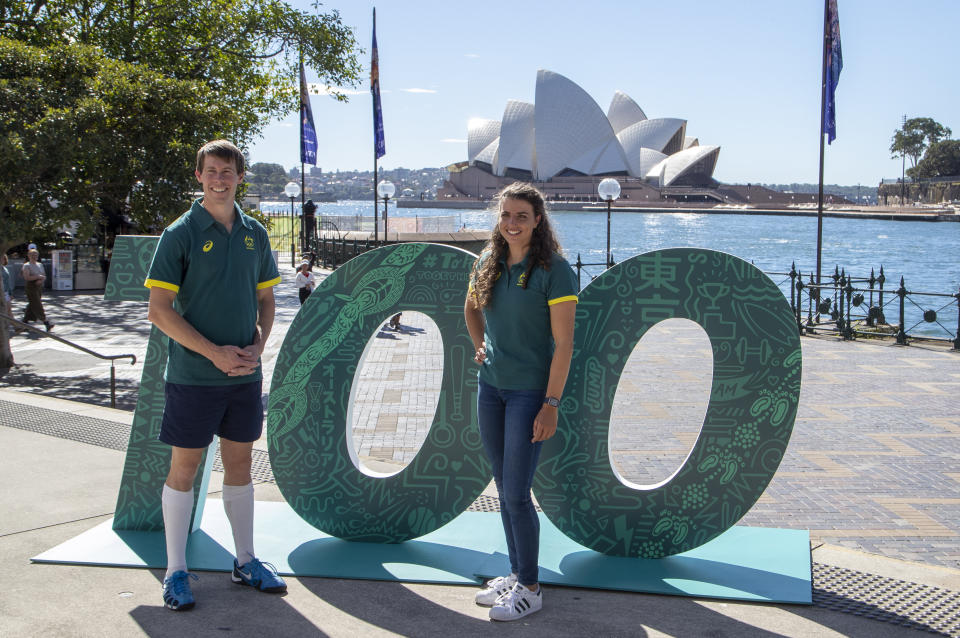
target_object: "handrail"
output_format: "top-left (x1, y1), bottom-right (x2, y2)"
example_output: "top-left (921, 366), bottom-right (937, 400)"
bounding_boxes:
top-left (3, 316), bottom-right (137, 409)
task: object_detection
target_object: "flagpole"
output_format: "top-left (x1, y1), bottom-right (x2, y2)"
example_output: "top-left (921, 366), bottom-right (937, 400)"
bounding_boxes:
top-left (815, 0), bottom-right (829, 291)
top-left (372, 7), bottom-right (379, 247)
top-left (300, 45), bottom-right (306, 258)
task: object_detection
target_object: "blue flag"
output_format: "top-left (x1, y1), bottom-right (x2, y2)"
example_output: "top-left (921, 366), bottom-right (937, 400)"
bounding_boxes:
top-left (371, 9), bottom-right (385, 159)
top-left (824, 0), bottom-right (842, 144)
top-left (300, 63), bottom-right (317, 165)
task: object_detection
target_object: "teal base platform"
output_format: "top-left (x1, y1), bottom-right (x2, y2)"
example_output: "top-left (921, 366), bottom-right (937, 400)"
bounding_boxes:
top-left (33, 501), bottom-right (811, 604)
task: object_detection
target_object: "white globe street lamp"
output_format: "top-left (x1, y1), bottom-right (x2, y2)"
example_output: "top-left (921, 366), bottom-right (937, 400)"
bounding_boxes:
top-left (597, 178), bottom-right (621, 268)
top-left (377, 180), bottom-right (396, 246)
top-left (285, 181), bottom-right (301, 266)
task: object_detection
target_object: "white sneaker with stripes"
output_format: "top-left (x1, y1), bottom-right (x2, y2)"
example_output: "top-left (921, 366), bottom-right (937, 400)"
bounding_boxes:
top-left (475, 573), bottom-right (518, 606)
top-left (489, 583), bottom-right (542, 621)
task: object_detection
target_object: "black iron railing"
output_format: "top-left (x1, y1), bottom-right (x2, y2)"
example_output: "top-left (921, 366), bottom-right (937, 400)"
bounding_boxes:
top-left (2, 317), bottom-right (137, 407)
top-left (305, 236), bottom-right (960, 351)
top-left (773, 264), bottom-right (959, 350)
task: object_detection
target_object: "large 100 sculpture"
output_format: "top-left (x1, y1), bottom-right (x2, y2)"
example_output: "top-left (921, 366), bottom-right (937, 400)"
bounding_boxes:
top-left (106, 239), bottom-right (800, 559)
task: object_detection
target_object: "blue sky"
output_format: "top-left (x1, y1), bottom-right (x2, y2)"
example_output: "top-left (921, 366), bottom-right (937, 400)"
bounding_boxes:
top-left (249, 0), bottom-right (958, 186)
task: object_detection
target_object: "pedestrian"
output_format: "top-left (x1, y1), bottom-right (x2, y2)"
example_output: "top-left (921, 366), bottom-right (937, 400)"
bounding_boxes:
top-left (463, 182), bottom-right (577, 621)
top-left (295, 260), bottom-right (315, 304)
top-left (21, 248), bottom-right (54, 331)
top-left (1, 253), bottom-right (12, 324)
top-left (144, 139), bottom-right (285, 611)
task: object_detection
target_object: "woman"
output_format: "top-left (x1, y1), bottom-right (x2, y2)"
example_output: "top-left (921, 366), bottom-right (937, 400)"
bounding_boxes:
top-left (295, 261), bottom-right (315, 305)
top-left (21, 249), bottom-right (53, 331)
top-left (463, 182), bottom-right (577, 621)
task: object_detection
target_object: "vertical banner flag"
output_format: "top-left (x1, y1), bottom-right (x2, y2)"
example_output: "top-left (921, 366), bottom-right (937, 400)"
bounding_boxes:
top-left (300, 63), bottom-right (318, 165)
top-left (371, 9), bottom-right (386, 159)
top-left (824, 0), bottom-right (842, 144)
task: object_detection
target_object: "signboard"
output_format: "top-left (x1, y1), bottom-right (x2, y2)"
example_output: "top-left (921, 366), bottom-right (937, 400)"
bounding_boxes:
top-left (51, 249), bottom-right (73, 291)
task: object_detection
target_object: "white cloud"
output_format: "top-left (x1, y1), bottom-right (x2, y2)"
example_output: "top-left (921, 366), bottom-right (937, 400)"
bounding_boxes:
top-left (401, 88), bottom-right (437, 94)
top-left (464, 53), bottom-right (480, 59)
top-left (441, 138), bottom-right (466, 143)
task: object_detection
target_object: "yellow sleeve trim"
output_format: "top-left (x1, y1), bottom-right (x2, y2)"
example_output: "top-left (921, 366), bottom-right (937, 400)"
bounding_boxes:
top-left (548, 295), bottom-right (578, 306)
top-left (257, 276), bottom-right (282, 290)
top-left (144, 279), bottom-right (180, 293)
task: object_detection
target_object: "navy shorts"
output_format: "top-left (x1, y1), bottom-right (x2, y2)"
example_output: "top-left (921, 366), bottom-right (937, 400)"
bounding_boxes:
top-left (159, 380), bottom-right (264, 448)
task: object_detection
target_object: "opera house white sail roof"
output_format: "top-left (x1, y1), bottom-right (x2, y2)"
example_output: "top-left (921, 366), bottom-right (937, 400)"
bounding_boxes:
top-left (466, 70), bottom-right (719, 187)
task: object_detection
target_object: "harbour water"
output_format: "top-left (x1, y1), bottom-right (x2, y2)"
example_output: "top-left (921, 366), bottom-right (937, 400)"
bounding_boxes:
top-left (265, 201), bottom-right (960, 338)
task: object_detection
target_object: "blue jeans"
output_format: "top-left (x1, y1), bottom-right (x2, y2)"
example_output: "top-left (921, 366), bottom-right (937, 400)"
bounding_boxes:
top-left (477, 379), bottom-right (544, 585)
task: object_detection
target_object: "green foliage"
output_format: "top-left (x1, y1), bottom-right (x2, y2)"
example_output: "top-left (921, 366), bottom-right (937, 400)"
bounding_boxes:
top-left (0, 37), bottom-right (233, 247)
top-left (0, 1), bottom-right (360, 246)
top-left (890, 117), bottom-right (952, 169)
top-left (247, 162), bottom-right (293, 194)
top-left (910, 140), bottom-right (960, 179)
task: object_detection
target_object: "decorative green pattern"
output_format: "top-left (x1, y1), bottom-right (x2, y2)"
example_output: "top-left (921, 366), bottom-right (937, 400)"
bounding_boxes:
top-left (533, 248), bottom-right (802, 558)
top-left (107, 235), bottom-right (214, 532)
top-left (268, 243), bottom-right (490, 543)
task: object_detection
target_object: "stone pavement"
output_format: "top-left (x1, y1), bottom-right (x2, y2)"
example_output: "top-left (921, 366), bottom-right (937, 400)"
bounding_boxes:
top-left (1, 263), bottom-right (959, 636)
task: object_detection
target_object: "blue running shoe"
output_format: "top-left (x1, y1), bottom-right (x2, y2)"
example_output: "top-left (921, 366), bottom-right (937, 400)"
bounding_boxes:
top-left (162, 571), bottom-right (198, 611)
top-left (232, 557), bottom-right (287, 593)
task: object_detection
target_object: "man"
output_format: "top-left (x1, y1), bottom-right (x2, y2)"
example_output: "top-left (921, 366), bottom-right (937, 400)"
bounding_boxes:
top-left (145, 140), bottom-right (284, 611)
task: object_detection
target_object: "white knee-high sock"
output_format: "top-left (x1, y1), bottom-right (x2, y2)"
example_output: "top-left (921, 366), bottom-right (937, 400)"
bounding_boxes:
top-left (162, 484), bottom-right (194, 579)
top-left (222, 482), bottom-right (255, 565)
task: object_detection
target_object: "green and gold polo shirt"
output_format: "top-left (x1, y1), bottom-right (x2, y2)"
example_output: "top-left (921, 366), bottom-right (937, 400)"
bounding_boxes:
top-left (474, 251), bottom-right (578, 391)
top-left (145, 199), bottom-right (281, 385)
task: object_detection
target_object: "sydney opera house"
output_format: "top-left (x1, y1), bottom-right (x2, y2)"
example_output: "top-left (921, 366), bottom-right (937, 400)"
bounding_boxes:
top-left (440, 70), bottom-right (723, 204)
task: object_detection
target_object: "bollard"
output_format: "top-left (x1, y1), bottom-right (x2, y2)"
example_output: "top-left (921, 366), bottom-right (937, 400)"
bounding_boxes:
top-left (954, 286), bottom-right (960, 351)
top-left (795, 270), bottom-right (804, 334)
top-left (844, 275), bottom-right (855, 339)
top-left (896, 276), bottom-right (908, 345)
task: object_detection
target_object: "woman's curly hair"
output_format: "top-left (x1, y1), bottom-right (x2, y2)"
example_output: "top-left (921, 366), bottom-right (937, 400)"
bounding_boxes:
top-left (469, 182), bottom-right (561, 309)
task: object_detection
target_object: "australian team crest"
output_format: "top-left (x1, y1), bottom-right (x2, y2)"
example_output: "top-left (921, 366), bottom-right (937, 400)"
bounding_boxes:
top-left (244, 235), bottom-right (255, 250)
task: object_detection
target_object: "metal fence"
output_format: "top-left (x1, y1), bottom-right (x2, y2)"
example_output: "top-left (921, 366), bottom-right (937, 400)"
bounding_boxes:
top-left (572, 254), bottom-right (959, 350)
top-left (296, 236), bottom-right (960, 350)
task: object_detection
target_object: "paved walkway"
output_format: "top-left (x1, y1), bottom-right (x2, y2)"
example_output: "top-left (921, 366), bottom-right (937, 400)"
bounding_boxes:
top-left (2, 264), bottom-right (959, 636)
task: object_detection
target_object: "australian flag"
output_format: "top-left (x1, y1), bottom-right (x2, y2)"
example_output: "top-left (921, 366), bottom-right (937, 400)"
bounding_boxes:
top-left (371, 9), bottom-right (385, 159)
top-left (300, 62), bottom-right (317, 165)
top-left (824, 0), bottom-right (842, 144)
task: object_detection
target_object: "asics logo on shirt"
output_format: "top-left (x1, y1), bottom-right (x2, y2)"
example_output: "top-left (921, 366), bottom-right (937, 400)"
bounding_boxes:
top-left (202, 240), bottom-right (214, 252)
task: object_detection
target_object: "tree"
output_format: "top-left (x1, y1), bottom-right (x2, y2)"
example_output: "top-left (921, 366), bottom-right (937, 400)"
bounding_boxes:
top-left (1, 37), bottom-right (236, 248)
top-left (0, 1), bottom-right (360, 233)
top-left (890, 117), bottom-right (952, 170)
top-left (1, 1), bottom-right (361, 142)
top-left (911, 139), bottom-right (960, 179)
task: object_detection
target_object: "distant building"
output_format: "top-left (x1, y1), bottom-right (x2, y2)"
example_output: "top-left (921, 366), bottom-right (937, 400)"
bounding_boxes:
top-left (443, 70), bottom-right (720, 201)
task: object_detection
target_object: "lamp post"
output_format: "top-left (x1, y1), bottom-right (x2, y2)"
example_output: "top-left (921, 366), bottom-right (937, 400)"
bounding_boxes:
top-left (284, 181), bottom-right (301, 267)
top-left (597, 178), bottom-right (621, 268)
top-left (376, 180), bottom-right (395, 247)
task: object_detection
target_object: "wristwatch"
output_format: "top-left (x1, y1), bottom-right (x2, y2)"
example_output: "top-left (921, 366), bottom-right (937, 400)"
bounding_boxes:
top-left (543, 396), bottom-right (560, 408)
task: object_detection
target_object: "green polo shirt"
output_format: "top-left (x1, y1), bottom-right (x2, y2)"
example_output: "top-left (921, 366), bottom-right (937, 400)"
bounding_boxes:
top-left (145, 199), bottom-right (281, 385)
top-left (474, 251), bottom-right (578, 390)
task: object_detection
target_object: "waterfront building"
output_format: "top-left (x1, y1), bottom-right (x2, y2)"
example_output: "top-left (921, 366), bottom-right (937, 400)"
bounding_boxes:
top-left (441, 70), bottom-right (722, 203)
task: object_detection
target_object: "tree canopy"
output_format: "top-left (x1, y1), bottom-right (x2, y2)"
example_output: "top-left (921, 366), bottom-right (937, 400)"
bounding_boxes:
top-left (1, 37), bottom-right (234, 249)
top-left (911, 139), bottom-right (960, 179)
top-left (890, 117), bottom-right (952, 170)
top-left (0, 0), bottom-right (360, 247)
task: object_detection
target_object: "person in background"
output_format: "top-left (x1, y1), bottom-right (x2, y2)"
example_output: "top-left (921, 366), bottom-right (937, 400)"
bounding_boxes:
top-left (463, 182), bottom-right (577, 621)
top-left (21, 248), bottom-right (53, 331)
top-left (1, 254), bottom-right (12, 326)
top-left (295, 260), bottom-right (315, 305)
